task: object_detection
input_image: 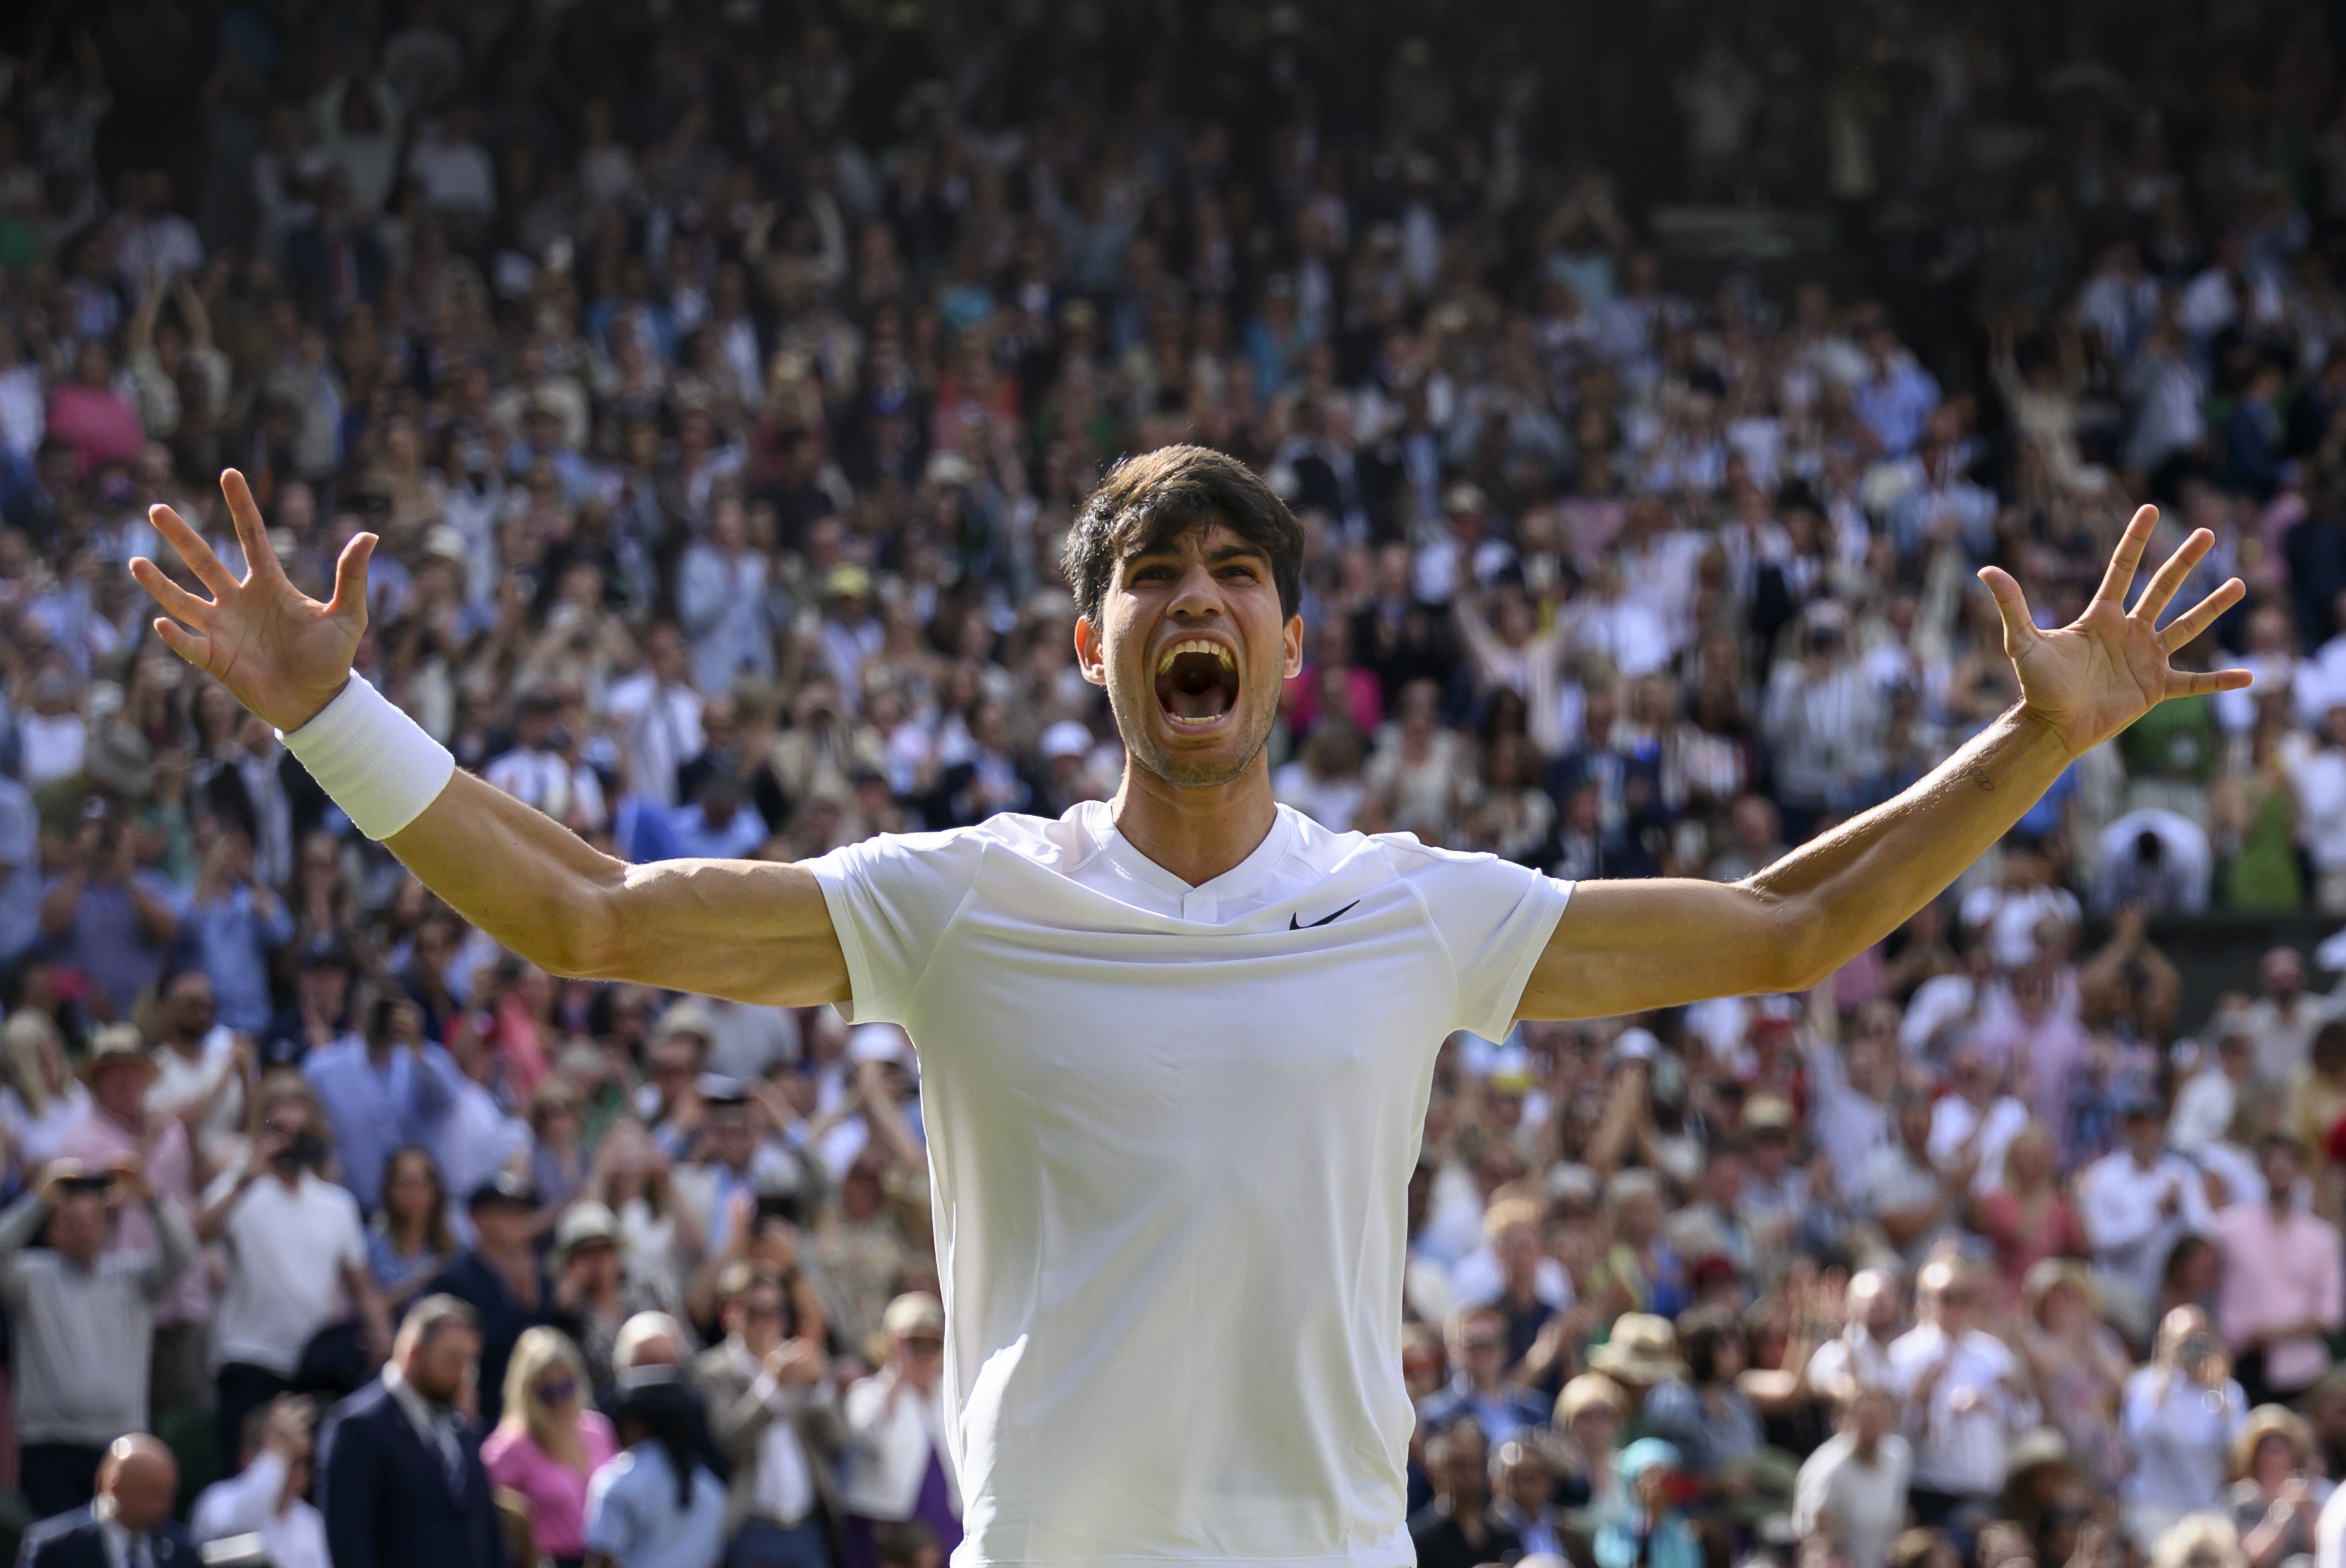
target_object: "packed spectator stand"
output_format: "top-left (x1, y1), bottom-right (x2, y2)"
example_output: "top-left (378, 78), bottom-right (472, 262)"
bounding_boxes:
top-left (3, 1), bottom-right (2346, 1567)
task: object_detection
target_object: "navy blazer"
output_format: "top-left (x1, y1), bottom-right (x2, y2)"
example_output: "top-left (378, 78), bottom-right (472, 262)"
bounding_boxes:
top-left (17, 1508), bottom-right (194, 1568)
top-left (318, 1378), bottom-right (509, 1568)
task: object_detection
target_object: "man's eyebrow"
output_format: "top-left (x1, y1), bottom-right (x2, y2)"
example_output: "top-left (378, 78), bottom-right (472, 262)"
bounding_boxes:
top-left (1120, 540), bottom-right (1272, 569)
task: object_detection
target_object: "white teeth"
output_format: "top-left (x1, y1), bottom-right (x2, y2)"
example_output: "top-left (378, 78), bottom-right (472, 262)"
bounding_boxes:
top-left (1154, 638), bottom-right (1238, 675)
top-left (1166, 712), bottom-right (1224, 726)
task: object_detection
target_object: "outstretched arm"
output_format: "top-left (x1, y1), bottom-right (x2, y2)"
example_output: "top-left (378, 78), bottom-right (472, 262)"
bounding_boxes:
top-left (1518, 504), bottom-right (2249, 1021)
top-left (132, 471), bottom-right (850, 1008)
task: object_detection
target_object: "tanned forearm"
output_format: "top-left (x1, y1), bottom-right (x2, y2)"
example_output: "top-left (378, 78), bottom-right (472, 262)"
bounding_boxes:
top-left (383, 770), bottom-right (848, 1007)
top-left (1524, 705), bottom-right (2071, 1020)
top-left (1743, 704), bottom-right (2072, 985)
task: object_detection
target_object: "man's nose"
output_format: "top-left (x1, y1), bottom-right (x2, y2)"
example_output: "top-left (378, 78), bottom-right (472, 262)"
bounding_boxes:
top-left (1165, 562), bottom-right (1224, 617)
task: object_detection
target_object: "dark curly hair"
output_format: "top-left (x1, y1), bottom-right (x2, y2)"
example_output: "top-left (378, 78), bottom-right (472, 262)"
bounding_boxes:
top-left (1060, 445), bottom-right (1305, 628)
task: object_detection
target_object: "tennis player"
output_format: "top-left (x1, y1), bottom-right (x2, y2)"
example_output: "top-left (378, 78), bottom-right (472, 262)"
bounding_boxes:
top-left (134, 447), bottom-right (2245, 1568)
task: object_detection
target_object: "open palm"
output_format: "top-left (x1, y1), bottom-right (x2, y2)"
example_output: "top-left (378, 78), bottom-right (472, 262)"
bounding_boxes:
top-left (1979, 503), bottom-right (2251, 757)
top-left (128, 469), bottom-right (378, 733)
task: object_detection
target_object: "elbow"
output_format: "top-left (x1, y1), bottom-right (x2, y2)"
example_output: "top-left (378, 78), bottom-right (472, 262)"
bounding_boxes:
top-left (1751, 890), bottom-right (1837, 995)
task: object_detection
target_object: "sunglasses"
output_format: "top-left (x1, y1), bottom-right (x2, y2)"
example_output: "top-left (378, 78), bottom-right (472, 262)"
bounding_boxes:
top-left (903, 1336), bottom-right (943, 1354)
top-left (536, 1377), bottom-right (577, 1404)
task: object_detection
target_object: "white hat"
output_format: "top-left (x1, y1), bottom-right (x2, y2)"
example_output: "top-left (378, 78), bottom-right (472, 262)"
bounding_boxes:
top-left (849, 1024), bottom-right (914, 1071)
top-left (1040, 721), bottom-right (1093, 762)
top-left (1608, 1027), bottom-right (1661, 1065)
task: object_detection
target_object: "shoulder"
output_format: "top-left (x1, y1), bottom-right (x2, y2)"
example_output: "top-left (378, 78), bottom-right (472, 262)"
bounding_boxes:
top-left (1342, 820), bottom-right (1559, 901)
top-left (300, 1175), bottom-right (363, 1224)
top-left (588, 1448), bottom-right (640, 1500)
top-left (19, 1508), bottom-right (97, 1558)
top-left (328, 1379), bottom-right (398, 1434)
top-left (1798, 1432), bottom-right (1854, 1474)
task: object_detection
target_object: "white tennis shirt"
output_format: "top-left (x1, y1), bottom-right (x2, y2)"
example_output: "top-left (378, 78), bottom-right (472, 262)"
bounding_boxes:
top-left (809, 799), bottom-right (1573, 1567)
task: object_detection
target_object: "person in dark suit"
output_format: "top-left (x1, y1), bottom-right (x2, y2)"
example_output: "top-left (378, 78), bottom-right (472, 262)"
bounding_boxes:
top-left (19, 1433), bottom-right (195, 1568)
top-left (318, 1294), bottom-right (509, 1568)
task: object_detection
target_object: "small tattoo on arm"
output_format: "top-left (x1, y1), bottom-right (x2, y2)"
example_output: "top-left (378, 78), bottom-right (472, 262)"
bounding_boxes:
top-left (1962, 763), bottom-right (1994, 792)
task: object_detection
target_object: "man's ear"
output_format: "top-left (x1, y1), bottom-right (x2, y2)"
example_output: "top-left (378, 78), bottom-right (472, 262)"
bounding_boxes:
top-left (1283, 614), bottom-right (1305, 680)
top-left (1074, 614), bottom-right (1108, 687)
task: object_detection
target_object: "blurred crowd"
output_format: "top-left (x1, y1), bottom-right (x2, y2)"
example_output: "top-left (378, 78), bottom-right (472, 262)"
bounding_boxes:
top-left (4, 1), bottom-right (2346, 1567)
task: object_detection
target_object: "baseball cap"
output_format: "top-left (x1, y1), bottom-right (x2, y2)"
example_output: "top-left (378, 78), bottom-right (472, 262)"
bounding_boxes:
top-left (466, 1171), bottom-right (539, 1210)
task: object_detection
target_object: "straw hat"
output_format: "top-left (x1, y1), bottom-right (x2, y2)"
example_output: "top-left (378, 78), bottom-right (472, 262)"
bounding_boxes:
top-left (2233, 1404), bottom-right (2314, 1480)
top-left (1588, 1313), bottom-right (1686, 1385)
top-left (1555, 1372), bottom-right (1629, 1426)
top-left (78, 1025), bottom-right (158, 1085)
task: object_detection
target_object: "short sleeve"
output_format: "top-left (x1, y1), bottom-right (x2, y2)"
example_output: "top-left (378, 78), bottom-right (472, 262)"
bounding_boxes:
top-left (1398, 848), bottom-right (1573, 1041)
top-left (583, 1461), bottom-right (630, 1555)
top-left (805, 828), bottom-right (989, 1025)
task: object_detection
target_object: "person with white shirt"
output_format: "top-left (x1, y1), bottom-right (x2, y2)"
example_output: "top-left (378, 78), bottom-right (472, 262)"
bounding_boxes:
top-left (191, 1396), bottom-right (329, 1568)
top-left (139, 451), bottom-right (2251, 1568)
top-left (1794, 1386), bottom-right (1912, 1568)
top-left (841, 1294), bottom-right (961, 1565)
top-left (2080, 1101), bottom-right (2219, 1332)
top-left (2170, 1029), bottom-right (2256, 1155)
top-left (1925, 1042), bottom-right (2029, 1198)
top-left (697, 1261), bottom-right (842, 1568)
top-left (1888, 1259), bottom-right (2039, 1525)
top-left (609, 625), bottom-right (707, 810)
top-left (2118, 1306), bottom-right (2249, 1551)
top-left (1807, 1269), bottom-right (1902, 1403)
top-left (1959, 839), bottom-right (2082, 969)
top-left (199, 1075), bottom-right (392, 1475)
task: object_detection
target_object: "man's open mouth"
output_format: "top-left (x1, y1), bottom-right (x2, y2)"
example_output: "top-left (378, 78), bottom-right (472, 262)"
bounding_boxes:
top-left (1153, 638), bottom-right (1240, 728)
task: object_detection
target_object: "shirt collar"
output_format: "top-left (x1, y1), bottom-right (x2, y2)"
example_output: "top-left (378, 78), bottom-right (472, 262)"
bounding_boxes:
top-left (1081, 797), bottom-right (1299, 910)
top-left (383, 1363), bottom-right (452, 1440)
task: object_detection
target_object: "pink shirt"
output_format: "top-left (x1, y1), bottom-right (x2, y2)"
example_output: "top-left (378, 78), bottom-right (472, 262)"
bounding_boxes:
top-left (45, 384), bottom-right (146, 473)
top-left (2213, 1200), bottom-right (2345, 1392)
top-left (482, 1410), bottom-right (618, 1559)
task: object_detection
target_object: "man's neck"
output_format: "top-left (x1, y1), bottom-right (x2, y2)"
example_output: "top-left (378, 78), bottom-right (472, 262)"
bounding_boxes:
top-left (169, 1031), bottom-right (205, 1058)
top-left (1108, 758), bottom-right (1279, 888)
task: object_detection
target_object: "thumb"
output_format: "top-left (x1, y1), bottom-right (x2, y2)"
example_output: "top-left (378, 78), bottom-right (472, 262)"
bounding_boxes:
top-left (1977, 565), bottom-right (2039, 654)
top-left (327, 532), bottom-right (378, 628)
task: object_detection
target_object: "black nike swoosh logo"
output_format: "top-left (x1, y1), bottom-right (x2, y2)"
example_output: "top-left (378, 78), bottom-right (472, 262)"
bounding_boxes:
top-left (1289, 901), bottom-right (1360, 931)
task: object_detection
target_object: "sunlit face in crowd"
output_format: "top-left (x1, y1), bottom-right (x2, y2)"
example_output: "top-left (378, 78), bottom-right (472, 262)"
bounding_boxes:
top-left (1077, 520), bottom-right (1301, 789)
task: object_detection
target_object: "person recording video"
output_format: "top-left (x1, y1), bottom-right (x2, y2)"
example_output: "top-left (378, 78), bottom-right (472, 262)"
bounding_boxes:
top-left (0, 1149), bottom-right (195, 1519)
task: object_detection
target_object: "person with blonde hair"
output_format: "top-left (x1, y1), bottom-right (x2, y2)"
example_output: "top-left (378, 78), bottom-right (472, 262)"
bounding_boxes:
top-left (0, 1010), bottom-right (88, 1173)
top-left (483, 1326), bottom-right (617, 1568)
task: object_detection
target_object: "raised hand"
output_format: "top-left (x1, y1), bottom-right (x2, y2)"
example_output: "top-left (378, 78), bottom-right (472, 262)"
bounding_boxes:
top-left (128, 469), bottom-right (377, 733)
top-left (1977, 504), bottom-right (2251, 758)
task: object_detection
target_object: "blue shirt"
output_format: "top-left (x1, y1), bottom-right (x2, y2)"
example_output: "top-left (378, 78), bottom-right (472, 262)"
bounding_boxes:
top-left (585, 1443), bottom-right (727, 1568)
top-left (43, 871), bottom-right (182, 1018)
top-left (303, 1039), bottom-right (461, 1212)
top-left (186, 883), bottom-right (295, 1032)
top-left (1855, 359), bottom-right (1942, 457)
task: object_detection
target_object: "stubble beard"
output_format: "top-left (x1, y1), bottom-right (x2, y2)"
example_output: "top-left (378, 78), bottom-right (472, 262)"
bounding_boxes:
top-left (1105, 664), bottom-right (1279, 791)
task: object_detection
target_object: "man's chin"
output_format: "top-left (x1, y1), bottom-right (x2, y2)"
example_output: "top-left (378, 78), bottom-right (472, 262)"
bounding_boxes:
top-left (1120, 705), bottom-right (1271, 791)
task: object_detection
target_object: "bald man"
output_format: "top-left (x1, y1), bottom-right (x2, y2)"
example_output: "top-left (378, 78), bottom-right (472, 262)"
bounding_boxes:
top-left (20, 1432), bottom-right (196, 1567)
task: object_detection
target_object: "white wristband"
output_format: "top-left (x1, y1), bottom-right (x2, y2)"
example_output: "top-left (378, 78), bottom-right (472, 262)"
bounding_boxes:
top-left (277, 673), bottom-right (456, 841)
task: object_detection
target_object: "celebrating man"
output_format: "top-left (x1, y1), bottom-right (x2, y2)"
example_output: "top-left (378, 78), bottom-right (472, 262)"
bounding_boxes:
top-left (135, 449), bottom-right (2245, 1567)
